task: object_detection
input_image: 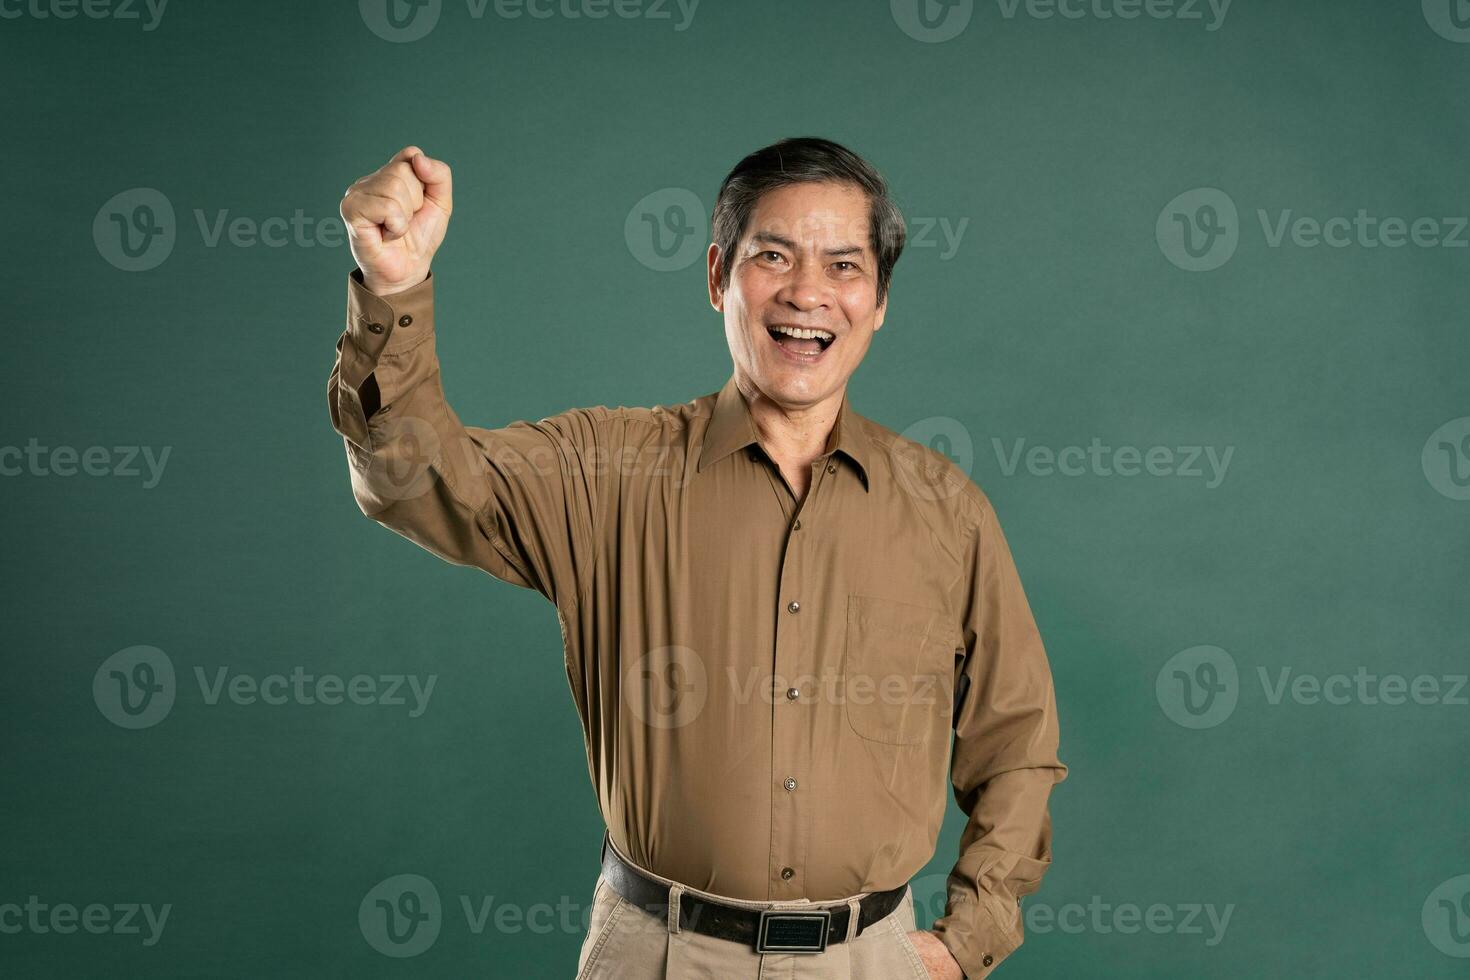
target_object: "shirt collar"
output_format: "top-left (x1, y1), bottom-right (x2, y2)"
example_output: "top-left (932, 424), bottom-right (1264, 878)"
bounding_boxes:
top-left (696, 374), bottom-right (872, 491)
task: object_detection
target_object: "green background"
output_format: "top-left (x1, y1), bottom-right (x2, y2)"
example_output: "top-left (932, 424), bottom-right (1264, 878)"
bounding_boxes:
top-left (3, 0), bottom-right (1467, 976)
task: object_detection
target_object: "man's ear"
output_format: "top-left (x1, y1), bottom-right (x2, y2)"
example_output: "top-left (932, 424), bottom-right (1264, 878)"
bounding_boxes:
top-left (707, 243), bottom-right (724, 312)
top-left (873, 291), bottom-right (887, 332)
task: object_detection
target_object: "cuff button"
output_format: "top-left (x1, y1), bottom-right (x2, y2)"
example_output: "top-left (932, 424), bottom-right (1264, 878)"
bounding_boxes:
top-left (398, 314), bottom-right (413, 327)
top-left (366, 321), bottom-right (384, 334)
top-left (982, 953), bottom-right (993, 967)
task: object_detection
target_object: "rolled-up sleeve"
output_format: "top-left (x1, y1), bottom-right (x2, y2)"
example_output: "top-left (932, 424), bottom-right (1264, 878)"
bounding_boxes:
top-left (933, 497), bottom-right (1067, 978)
top-left (326, 268), bottom-right (614, 610)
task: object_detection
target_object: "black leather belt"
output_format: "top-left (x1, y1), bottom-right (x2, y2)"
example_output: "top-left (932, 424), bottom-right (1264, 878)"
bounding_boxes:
top-left (598, 831), bottom-right (908, 955)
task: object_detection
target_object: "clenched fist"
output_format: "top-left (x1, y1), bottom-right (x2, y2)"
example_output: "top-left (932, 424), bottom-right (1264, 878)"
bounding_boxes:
top-left (340, 146), bottom-right (453, 296)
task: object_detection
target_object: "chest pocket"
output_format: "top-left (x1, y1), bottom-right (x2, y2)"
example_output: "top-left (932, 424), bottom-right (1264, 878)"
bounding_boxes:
top-left (843, 594), bottom-right (956, 746)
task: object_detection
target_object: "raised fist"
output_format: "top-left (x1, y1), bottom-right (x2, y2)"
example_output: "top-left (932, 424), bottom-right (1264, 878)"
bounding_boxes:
top-left (340, 146), bottom-right (453, 295)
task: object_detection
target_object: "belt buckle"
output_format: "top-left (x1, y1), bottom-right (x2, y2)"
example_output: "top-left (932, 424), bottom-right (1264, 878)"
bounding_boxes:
top-left (755, 908), bottom-right (831, 954)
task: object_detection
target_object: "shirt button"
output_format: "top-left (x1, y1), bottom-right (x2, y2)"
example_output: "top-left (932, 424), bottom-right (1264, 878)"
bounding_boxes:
top-left (787, 600), bottom-right (800, 613)
top-left (792, 518), bottom-right (801, 530)
top-left (826, 463), bottom-right (836, 473)
top-left (783, 777), bottom-right (797, 791)
top-left (982, 953), bottom-right (994, 967)
top-left (786, 687), bottom-right (800, 700)
top-left (781, 867), bottom-right (795, 880)
top-left (397, 313), bottom-right (413, 327)
top-left (366, 321), bottom-right (384, 334)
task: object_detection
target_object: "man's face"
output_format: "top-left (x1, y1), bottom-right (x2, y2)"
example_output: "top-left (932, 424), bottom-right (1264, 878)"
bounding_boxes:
top-left (708, 181), bottom-right (887, 410)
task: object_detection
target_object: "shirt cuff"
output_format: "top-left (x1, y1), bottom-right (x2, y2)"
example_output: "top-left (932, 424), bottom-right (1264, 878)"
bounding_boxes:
top-left (338, 268), bottom-right (436, 395)
top-left (934, 896), bottom-right (1021, 979)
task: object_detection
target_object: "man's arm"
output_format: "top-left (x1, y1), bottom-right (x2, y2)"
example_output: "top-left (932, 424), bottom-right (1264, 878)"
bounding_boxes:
top-left (329, 146), bottom-right (613, 609)
top-left (929, 497), bottom-right (1067, 978)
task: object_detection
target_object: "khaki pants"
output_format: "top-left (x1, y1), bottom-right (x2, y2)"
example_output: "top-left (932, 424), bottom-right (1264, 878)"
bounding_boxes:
top-left (575, 838), bottom-right (929, 980)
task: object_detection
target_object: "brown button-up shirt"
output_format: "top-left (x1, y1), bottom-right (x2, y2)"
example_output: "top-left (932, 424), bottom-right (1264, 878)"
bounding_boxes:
top-left (327, 269), bottom-right (1067, 978)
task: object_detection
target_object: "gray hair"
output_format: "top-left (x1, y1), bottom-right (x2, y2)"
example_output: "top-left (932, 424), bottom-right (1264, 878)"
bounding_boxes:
top-left (711, 137), bottom-right (906, 306)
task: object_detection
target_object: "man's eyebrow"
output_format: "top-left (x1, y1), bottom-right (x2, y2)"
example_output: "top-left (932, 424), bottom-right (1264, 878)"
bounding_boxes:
top-left (748, 231), bottom-right (867, 257)
top-left (749, 231), bottom-right (797, 250)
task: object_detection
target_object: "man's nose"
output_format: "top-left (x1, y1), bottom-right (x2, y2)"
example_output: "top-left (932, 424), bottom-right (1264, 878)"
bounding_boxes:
top-left (776, 260), bottom-right (830, 312)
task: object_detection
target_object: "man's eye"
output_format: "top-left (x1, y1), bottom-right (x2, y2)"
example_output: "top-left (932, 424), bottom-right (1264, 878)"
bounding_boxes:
top-left (833, 261), bottom-right (855, 272)
top-left (762, 251), bottom-right (784, 262)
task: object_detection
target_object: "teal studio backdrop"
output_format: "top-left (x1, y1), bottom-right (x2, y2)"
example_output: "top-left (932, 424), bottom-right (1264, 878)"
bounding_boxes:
top-left (3, 1), bottom-right (1468, 977)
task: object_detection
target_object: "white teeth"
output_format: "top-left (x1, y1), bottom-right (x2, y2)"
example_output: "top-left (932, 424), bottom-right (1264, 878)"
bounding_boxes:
top-left (770, 324), bottom-right (834, 342)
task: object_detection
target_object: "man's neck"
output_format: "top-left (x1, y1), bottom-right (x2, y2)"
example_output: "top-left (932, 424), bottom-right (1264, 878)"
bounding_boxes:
top-left (733, 373), bottom-right (844, 496)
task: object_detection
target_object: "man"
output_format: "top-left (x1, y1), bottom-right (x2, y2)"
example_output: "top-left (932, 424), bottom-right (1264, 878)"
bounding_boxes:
top-left (328, 137), bottom-right (1066, 979)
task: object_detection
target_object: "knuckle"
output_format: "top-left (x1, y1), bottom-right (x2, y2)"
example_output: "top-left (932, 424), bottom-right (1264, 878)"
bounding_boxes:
top-left (384, 172), bottom-right (416, 204)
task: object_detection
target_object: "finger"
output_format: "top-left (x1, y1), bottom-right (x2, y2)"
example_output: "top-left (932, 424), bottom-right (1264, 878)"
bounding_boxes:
top-left (381, 160), bottom-right (425, 214)
top-left (410, 152), bottom-right (453, 215)
top-left (387, 144), bottom-right (424, 168)
top-left (344, 191), bottom-right (411, 239)
top-left (357, 170), bottom-right (421, 222)
top-left (341, 203), bottom-right (383, 250)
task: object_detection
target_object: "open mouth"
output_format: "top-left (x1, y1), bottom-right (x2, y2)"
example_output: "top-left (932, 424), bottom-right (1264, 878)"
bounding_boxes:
top-left (766, 323), bottom-right (835, 359)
